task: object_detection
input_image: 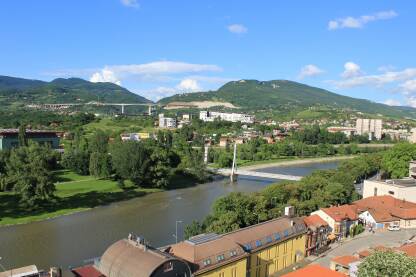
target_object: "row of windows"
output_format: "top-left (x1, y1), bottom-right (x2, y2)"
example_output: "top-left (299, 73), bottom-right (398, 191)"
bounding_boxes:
top-left (202, 249), bottom-right (239, 266)
top-left (244, 228), bottom-right (299, 251)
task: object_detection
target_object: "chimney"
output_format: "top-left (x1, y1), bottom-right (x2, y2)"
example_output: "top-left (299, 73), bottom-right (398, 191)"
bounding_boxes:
top-left (284, 206), bottom-right (295, 218)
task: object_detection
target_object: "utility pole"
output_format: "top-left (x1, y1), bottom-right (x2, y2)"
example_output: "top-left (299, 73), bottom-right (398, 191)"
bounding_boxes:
top-left (173, 220), bottom-right (183, 243)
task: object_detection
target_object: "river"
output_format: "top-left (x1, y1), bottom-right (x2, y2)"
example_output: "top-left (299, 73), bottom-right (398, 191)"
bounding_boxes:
top-left (0, 161), bottom-right (338, 272)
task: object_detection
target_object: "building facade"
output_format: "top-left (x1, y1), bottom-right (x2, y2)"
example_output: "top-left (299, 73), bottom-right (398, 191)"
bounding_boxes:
top-left (199, 111), bottom-right (255, 124)
top-left (0, 129), bottom-right (60, 150)
top-left (159, 114), bottom-right (177, 129)
top-left (355, 119), bottom-right (382, 140)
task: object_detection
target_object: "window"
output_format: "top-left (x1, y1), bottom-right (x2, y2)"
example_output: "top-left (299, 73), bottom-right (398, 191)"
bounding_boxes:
top-left (266, 236), bottom-right (273, 243)
top-left (388, 190), bottom-right (395, 195)
top-left (230, 250), bottom-right (238, 257)
top-left (217, 254), bottom-right (225, 262)
top-left (231, 268), bottom-right (237, 277)
top-left (255, 240), bottom-right (262, 247)
top-left (284, 230), bottom-right (289, 237)
top-left (244, 243), bottom-right (252, 251)
top-left (275, 233), bottom-right (281, 241)
top-left (219, 273), bottom-right (225, 277)
top-left (203, 259), bottom-right (211, 266)
top-left (374, 187), bottom-right (378, 196)
top-left (163, 262), bottom-right (173, 272)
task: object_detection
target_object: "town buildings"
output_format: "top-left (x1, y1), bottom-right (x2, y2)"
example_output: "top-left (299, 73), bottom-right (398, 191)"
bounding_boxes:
top-left (363, 178), bottom-right (416, 203)
top-left (72, 215), bottom-right (307, 277)
top-left (355, 119), bottom-right (382, 140)
top-left (158, 114), bottom-right (177, 129)
top-left (282, 264), bottom-right (346, 277)
top-left (199, 111), bottom-right (255, 124)
top-left (120, 132), bottom-right (151, 142)
top-left (327, 127), bottom-right (356, 138)
top-left (0, 129), bottom-right (61, 150)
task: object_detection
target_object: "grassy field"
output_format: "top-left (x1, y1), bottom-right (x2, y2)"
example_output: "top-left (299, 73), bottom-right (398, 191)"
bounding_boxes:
top-left (0, 170), bottom-right (162, 226)
top-left (83, 117), bottom-right (156, 135)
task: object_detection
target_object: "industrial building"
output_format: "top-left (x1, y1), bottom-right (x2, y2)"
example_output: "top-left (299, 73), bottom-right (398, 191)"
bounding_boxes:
top-left (0, 129), bottom-right (61, 150)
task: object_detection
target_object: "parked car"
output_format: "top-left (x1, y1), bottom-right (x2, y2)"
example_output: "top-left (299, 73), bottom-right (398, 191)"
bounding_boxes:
top-left (388, 225), bottom-right (401, 231)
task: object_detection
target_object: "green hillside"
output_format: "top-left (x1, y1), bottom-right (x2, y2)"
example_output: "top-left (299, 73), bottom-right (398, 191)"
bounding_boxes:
top-left (0, 75), bottom-right (151, 107)
top-left (159, 79), bottom-right (416, 119)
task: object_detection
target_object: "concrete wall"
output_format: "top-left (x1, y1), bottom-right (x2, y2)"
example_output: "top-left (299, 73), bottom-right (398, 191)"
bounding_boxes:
top-left (363, 180), bottom-right (416, 203)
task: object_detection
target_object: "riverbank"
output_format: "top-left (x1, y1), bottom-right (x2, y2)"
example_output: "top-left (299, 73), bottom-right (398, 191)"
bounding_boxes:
top-left (239, 155), bottom-right (356, 170)
top-left (0, 170), bottom-right (201, 227)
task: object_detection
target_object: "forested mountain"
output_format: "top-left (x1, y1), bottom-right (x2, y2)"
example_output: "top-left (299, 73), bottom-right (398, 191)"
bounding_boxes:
top-left (159, 79), bottom-right (416, 119)
top-left (0, 75), bottom-right (151, 106)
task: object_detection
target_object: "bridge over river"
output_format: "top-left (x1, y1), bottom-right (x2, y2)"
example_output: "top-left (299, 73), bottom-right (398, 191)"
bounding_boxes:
top-left (214, 168), bottom-right (302, 181)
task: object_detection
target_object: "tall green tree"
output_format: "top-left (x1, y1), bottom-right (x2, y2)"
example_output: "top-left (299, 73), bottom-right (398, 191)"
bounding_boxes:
top-left (7, 143), bottom-right (55, 205)
top-left (18, 125), bottom-right (27, 147)
top-left (382, 143), bottom-right (416, 178)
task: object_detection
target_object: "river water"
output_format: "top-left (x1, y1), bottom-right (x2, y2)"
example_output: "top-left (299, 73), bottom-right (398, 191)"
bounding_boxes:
top-left (0, 161), bottom-right (337, 271)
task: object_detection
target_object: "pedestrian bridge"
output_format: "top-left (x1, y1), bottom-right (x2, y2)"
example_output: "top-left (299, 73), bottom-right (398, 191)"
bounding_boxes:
top-left (215, 168), bottom-right (302, 181)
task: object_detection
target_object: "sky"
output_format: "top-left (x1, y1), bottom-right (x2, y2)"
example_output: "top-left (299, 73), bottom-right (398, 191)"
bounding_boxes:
top-left (1, 1), bottom-right (416, 105)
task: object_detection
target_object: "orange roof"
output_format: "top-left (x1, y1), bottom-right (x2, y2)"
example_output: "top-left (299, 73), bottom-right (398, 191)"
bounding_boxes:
top-left (331, 255), bottom-right (360, 267)
top-left (304, 214), bottom-right (328, 228)
top-left (396, 243), bottom-right (416, 257)
top-left (358, 249), bottom-right (372, 258)
top-left (353, 196), bottom-right (416, 220)
top-left (282, 264), bottom-right (346, 277)
top-left (322, 205), bottom-right (358, 222)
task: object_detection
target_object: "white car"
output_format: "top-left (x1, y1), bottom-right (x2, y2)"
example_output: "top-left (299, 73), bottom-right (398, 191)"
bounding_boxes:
top-left (388, 225), bottom-right (401, 231)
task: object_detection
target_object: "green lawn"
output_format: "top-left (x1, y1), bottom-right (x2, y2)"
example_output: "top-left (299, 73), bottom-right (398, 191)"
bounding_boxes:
top-left (83, 117), bottom-right (156, 135)
top-left (0, 170), bottom-right (162, 226)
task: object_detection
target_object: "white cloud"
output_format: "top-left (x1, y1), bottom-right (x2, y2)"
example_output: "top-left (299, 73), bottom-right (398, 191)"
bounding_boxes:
top-left (120, 0), bottom-right (139, 8)
top-left (342, 62), bottom-right (362, 78)
top-left (227, 24), bottom-right (248, 34)
top-left (384, 99), bottom-right (401, 106)
top-left (177, 78), bottom-right (201, 92)
top-left (298, 64), bottom-right (325, 79)
top-left (88, 61), bottom-right (222, 86)
top-left (333, 68), bottom-right (416, 88)
top-left (400, 80), bottom-right (416, 95)
top-left (90, 68), bottom-right (121, 85)
top-left (328, 10), bottom-right (397, 30)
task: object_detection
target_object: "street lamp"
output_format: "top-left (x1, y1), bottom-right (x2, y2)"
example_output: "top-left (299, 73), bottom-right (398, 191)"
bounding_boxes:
top-left (173, 220), bottom-right (183, 243)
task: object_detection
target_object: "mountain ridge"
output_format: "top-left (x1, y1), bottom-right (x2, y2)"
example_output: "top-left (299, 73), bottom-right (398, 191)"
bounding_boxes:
top-left (158, 79), bottom-right (416, 119)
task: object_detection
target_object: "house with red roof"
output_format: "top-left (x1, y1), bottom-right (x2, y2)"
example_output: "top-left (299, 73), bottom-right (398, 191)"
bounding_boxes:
top-left (311, 205), bottom-right (359, 240)
top-left (282, 264), bottom-right (346, 277)
top-left (303, 214), bottom-right (330, 256)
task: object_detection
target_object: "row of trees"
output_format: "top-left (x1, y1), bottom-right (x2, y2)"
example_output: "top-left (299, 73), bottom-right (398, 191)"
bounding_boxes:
top-left (185, 153), bottom-right (382, 238)
top-left (62, 129), bottom-right (208, 189)
top-left (212, 138), bottom-right (384, 168)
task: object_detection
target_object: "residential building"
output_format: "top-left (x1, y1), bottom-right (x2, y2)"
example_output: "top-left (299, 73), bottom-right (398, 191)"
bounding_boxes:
top-left (326, 127), bottom-right (356, 138)
top-left (199, 111), bottom-right (255, 124)
top-left (281, 264), bottom-right (346, 277)
top-left (363, 178), bottom-right (416, 203)
top-left (120, 132), bottom-right (151, 142)
top-left (409, 128), bottom-right (416, 143)
top-left (219, 137), bottom-right (230, 148)
top-left (330, 256), bottom-right (360, 275)
top-left (303, 214), bottom-right (330, 256)
top-left (353, 195), bottom-right (416, 229)
top-left (311, 205), bottom-right (359, 240)
top-left (169, 216), bottom-right (308, 277)
top-left (0, 129), bottom-right (61, 150)
top-left (159, 114), bottom-right (177, 129)
top-left (72, 235), bottom-right (192, 277)
top-left (355, 119), bottom-right (382, 140)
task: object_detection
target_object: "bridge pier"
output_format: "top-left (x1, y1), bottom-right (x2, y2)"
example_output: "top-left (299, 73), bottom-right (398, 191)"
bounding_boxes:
top-left (121, 104), bottom-right (125, 114)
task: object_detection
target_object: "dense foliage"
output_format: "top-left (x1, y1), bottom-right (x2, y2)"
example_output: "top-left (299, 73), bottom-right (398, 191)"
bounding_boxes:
top-left (184, 153), bottom-right (382, 238)
top-left (358, 251), bottom-right (416, 277)
top-left (382, 143), bottom-right (416, 178)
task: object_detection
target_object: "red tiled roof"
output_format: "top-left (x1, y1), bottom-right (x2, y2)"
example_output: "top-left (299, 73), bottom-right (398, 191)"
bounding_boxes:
top-left (304, 214), bottom-right (328, 228)
top-left (353, 196), bottom-right (416, 220)
top-left (396, 243), bottom-right (416, 257)
top-left (331, 255), bottom-right (360, 267)
top-left (358, 249), bottom-right (372, 258)
top-left (72, 265), bottom-right (105, 277)
top-left (322, 205), bottom-right (358, 222)
top-left (282, 264), bottom-right (346, 277)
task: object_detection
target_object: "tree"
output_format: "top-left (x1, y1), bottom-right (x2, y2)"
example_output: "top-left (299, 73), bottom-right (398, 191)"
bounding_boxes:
top-left (111, 141), bottom-right (152, 186)
top-left (382, 143), bottom-right (416, 178)
top-left (358, 251), bottom-right (416, 277)
top-left (89, 152), bottom-right (112, 178)
top-left (184, 220), bottom-right (205, 239)
top-left (6, 143), bottom-right (55, 205)
top-left (18, 125), bottom-right (27, 147)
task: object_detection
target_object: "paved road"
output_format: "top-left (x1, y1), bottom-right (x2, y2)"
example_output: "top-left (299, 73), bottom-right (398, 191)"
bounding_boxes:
top-left (311, 228), bottom-right (416, 267)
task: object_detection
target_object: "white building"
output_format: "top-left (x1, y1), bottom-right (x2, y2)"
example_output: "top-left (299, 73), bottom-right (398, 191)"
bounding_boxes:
top-left (362, 178), bottom-right (416, 203)
top-left (327, 127), bottom-right (356, 138)
top-left (356, 118), bottom-right (383, 140)
top-left (158, 114), bottom-right (177, 129)
top-left (199, 111), bottom-right (255, 124)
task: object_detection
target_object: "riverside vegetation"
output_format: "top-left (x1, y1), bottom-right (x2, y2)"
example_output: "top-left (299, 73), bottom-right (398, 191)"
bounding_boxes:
top-left (184, 143), bottom-right (416, 239)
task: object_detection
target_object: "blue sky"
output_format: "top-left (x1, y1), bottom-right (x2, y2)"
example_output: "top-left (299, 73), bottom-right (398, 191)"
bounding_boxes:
top-left (1, 1), bottom-right (416, 105)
